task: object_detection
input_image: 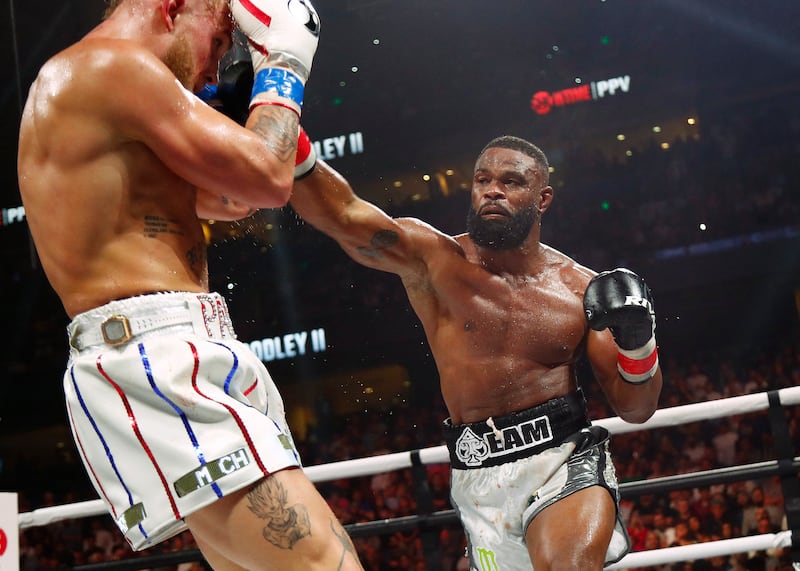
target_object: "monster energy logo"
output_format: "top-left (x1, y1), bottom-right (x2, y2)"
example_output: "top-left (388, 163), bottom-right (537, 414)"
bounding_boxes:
top-left (476, 547), bottom-right (499, 571)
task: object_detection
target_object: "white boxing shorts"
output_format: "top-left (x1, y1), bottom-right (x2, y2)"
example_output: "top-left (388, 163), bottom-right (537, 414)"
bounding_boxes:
top-left (64, 292), bottom-right (301, 550)
top-left (443, 392), bottom-right (629, 571)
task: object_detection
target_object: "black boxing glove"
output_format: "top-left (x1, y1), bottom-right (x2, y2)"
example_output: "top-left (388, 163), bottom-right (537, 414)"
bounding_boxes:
top-left (584, 268), bottom-right (658, 384)
top-left (198, 60), bottom-right (254, 126)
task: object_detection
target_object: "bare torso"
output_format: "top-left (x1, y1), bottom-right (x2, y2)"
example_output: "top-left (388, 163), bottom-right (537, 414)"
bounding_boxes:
top-left (18, 41), bottom-right (208, 318)
top-left (402, 232), bottom-right (593, 424)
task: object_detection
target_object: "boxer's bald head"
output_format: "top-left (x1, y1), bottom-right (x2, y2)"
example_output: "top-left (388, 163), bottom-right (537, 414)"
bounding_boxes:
top-left (479, 136), bottom-right (550, 186)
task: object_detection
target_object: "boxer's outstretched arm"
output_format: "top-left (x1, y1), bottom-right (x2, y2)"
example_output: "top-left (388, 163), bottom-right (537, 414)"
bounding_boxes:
top-left (291, 159), bottom-right (442, 277)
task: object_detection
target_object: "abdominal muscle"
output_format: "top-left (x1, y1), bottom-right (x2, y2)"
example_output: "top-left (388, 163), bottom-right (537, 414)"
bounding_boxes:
top-left (437, 356), bottom-right (578, 425)
top-left (21, 129), bottom-right (209, 318)
top-left (35, 215), bottom-right (209, 319)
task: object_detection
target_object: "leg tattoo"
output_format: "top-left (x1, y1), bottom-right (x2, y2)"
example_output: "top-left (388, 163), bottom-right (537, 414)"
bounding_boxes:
top-left (247, 478), bottom-right (311, 550)
top-left (331, 519), bottom-right (360, 570)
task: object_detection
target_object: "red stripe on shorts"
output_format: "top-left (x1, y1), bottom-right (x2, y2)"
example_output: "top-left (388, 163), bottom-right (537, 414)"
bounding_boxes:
top-left (96, 355), bottom-right (182, 521)
top-left (188, 342), bottom-right (270, 477)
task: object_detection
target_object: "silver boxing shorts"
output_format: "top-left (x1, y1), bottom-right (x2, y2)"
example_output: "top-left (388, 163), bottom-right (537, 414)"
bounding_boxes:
top-left (443, 392), bottom-right (629, 570)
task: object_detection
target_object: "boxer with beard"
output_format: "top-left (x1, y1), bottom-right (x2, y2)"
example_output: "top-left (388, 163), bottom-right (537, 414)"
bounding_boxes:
top-left (290, 134), bottom-right (663, 570)
top-left (17, 0), bottom-right (362, 568)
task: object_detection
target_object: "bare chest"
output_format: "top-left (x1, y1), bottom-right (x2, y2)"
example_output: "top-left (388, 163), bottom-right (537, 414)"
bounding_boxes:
top-left (444, 278), bottom-right (587, 367)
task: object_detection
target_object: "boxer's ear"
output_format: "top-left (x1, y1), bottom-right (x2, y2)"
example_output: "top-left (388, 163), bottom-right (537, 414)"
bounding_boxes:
top-left (161, 0), bottom-right (186, 31)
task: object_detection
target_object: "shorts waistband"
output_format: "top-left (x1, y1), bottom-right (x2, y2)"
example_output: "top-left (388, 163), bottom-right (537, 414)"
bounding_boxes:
top-left (442, 391), bottom-right (590, 470)
top-left (67, 292), bottom-right (236, 352)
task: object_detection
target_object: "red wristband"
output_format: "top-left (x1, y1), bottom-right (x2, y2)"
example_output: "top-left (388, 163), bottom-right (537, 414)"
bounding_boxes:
top-left (295, 127), bottom-right (317, 179)
top-left (617, 339), bottom-right (658, 384)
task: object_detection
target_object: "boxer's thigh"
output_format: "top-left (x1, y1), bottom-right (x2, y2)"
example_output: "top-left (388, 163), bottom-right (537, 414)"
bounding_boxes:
top-left (526, 486), bottom-right (615, 571)
top-left (186, 467), bottom-right (362, 571)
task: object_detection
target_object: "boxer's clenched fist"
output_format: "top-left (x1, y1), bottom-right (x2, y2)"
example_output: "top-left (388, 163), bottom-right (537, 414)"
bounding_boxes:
top-left (231, 0), bottom-right (319, 80)
top-left (584, 268), bottom-right (659, 384)
top-left (230, 0), bottom-right (320, 115)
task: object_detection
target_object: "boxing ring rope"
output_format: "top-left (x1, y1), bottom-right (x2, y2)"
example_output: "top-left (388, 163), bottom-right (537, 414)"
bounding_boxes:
top-left (14, 385), bottom-right (800, 570)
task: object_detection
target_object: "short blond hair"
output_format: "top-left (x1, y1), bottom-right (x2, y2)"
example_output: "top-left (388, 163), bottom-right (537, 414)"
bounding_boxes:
top-left (103, 0), bottom-right (123, 19)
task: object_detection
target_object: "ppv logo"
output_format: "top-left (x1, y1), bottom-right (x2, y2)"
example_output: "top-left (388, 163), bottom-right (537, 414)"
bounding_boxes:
top-left (530, 75), bottom-right (631, 115)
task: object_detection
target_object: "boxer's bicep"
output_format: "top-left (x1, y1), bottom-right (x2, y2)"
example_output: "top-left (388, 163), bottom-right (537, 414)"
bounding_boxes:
top-left (338, 210), bottom-right (416, 270)
top-left (112, 51), bottom-right (293, 208)
top-left (149, 92), bottom-right (294, 208)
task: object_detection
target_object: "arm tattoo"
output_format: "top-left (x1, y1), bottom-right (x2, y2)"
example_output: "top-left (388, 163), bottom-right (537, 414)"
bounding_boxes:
top-left (251, 108), bottom-right (299, 163)
top-left (247, 477), bottom-right (311, 550)
top-left (331, 519), bottom-right (360, 570)
top-left (356, 229), bottom-right (399, 259)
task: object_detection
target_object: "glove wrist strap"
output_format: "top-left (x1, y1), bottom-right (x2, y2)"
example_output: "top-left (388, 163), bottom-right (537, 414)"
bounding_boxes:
top-left (618, 337), bottom-right (658, 384)
top-left (295, 127), bottom-right (317, 180)
top-left (250, 68), bottom-right (305, 116)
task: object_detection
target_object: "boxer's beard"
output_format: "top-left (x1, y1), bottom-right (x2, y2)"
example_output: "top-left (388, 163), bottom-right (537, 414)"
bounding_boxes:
top-left (467, 205), bottom-right (537, 250)
top-left (163, 32), bottom-right (195, 90)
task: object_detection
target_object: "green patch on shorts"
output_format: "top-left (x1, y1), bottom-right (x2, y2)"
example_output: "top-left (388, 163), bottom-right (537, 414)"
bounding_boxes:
top-left (174, 448), bottom-right (252, 497)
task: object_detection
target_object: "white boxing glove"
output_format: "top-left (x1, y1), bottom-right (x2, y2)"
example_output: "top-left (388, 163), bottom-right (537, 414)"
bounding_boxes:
top-left (230, 0), bottom-right (320, 116)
